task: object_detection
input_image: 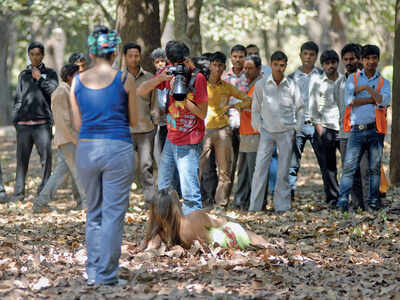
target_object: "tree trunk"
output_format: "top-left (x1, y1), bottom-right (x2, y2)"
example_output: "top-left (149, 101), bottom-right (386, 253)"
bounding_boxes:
top-left (318, 0), bottom-right (331, 54)
top-left (44, 28), bottom-right (67, 74)
top-left (390, 0), bottom-right (400, 186)
top-left (116, 0), bottom-right (162, 73)
top-left (261, 29), bottom-right (271, 65)
top-left (0, 14), bottom-right (12, 125)
top-left (173, 0), bottom-right (203, 56)
top-left (160, 0), bottom-right (170, 36)
top-left (329, 1), bottom-right (346, 54)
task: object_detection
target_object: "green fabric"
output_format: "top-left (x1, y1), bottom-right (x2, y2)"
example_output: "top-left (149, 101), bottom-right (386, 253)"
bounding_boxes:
top-left (209, 222), bottom-right (250, 250)
top-left (88, 30), bottom-right (121, 55)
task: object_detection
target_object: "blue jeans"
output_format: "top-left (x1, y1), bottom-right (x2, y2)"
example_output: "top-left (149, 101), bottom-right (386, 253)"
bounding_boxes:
top-left (158, 139), bottom-right (202, 215)
top-left (337, 128), bottom-right (384, 210)
top-left (76, 139), bottom-right (134, 285)
top-left (289, 124), bottom-right (322, 190)
top-left (268, 147), bottom-right (278, 195)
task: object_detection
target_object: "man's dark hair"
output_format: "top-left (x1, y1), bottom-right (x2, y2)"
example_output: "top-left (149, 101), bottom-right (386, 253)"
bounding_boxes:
top-left (68, 52), bottom-right (87, 64)
top-left (246, 44), bottom-right (258, 50)
top-left (123, 42), bottom-right (142, 55)
top-left (320, 49), bottom-right (339, 65)
top-left (210, 51), bottom-right (226, 64)
top-left (341, 43), bottom-right (361, 59)
top-left (60, 64), bottom-right (79, 83)
top-left (245, 55), bottom-right (262, 68)
top-left (201, 52), bottom-right (213, 60)
top-left (151, 48), bottom-right (166, 60)
top-left (165, 40), bottom-right (190, 63)
top-left (271, 51), bottom-right (288, 63)
top-left (28, 41), bottom-right (45, 55)
top-left (231, 44), bottom-right (247, 55)
top-left (300, 41), bottom-right (319, 55)
top-left (361, 45), bottom-right (380, 59)
top-left (192, 56), bottom-right (210, 79)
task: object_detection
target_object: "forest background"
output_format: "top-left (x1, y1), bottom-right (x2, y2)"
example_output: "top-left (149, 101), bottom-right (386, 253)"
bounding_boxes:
top-left (1, 0), bottom-right (400, 184)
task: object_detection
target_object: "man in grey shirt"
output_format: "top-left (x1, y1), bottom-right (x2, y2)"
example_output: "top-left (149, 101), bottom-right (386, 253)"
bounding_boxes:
top-left (310, 50), bottom-right (341, 205)
top-left (249, 51), bottom-right (304, 213)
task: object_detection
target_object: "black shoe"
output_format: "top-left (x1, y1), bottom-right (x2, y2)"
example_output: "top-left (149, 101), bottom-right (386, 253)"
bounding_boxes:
top-left (0, 191), bottom-right (7, 203)
top-left (291, 190), bottom-right (295, 202)
top-left (12, 194), bottom-right (24, 202)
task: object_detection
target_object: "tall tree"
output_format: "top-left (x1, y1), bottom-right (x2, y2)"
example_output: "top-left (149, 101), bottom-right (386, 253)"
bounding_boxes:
top-left (0, 13), bottom-right (13, 125)
top-left (390, 0), bottom-right (400, 186)
top-left (116, 0), bottom-right (162, 72)
top-left (173, 0), bottom-right (203, 56)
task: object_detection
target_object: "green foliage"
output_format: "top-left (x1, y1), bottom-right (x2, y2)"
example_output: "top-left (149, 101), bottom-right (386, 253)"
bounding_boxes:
top-left (200, 0), bottom-right (316, 43)
top-left (336, 0), bottom-right (396, 33)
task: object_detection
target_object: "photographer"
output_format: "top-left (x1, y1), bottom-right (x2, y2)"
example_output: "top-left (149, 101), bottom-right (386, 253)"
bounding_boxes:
top-left (138, 41), bottom-right (208, 215)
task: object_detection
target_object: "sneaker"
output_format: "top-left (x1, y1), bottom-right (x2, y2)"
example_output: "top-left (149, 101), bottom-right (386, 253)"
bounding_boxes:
top-left (33, 199), bottom-right (52, 214)
top-left (87, 279), bottom-right (95, 286)
top-left (336, 200), bottom-right (348, 212)
top-left (96, 279), bottom-right (129, 287)
top-left (368, 199), bottom-right (381, 212)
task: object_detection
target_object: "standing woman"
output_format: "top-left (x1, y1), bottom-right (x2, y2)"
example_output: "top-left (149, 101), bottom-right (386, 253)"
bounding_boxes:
top-left (70, 25), bottom-right (137, 286)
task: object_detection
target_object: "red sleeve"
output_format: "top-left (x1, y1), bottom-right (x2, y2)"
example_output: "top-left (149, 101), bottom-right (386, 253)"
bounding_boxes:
top-left (193, 73), bottom-right (208, 105)
top-left (154, 66), bottom-right (169, 90)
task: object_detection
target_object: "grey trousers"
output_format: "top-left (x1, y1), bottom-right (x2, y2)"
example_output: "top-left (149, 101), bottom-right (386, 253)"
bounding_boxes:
top-left (249, 128), bottom-right (294, 212)
top-left (234, 152), bottom-right (257, 210)
top-left (132, 130), bottom-right (156, 202)
top-left (38, 142), bottom-right (85, 203)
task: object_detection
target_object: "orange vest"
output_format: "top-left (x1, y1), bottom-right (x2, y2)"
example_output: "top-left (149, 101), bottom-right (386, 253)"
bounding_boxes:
top-left (240, 84), bottom-right (258, 135)
top-left (343, 72), bottom-right (386, 134)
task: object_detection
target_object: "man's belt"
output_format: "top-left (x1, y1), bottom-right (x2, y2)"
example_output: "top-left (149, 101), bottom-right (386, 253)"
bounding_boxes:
top-left (351, 122), bottom-right (375, 131)
top-left (17, 120), bottom-right (48, 125)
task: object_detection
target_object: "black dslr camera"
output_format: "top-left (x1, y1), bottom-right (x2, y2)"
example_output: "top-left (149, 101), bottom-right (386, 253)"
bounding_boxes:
top-left (167, 64), bottom-right (189, 101)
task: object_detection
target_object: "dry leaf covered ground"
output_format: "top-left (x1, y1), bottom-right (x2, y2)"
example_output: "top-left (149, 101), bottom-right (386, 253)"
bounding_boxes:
top-left (0, 127), bottom-right (399, 300)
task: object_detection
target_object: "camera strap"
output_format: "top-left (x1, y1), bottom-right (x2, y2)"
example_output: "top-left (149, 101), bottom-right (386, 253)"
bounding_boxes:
top-left (188, 68), bottom-right (200, 93)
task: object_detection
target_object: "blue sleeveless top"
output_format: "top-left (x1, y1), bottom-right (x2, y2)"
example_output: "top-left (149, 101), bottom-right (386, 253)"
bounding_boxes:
top-left (74, 71), bottom-right (131, 143)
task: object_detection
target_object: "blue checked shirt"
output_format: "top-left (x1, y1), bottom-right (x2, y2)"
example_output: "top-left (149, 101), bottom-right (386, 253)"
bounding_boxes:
top-left (345, 69), bottom-right (391, 126)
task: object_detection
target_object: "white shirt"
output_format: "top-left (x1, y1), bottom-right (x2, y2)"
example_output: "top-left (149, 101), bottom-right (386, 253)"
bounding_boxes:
top-left (289, 67), bottom-right (322, 121)
top-left (309, 72), bottom-right (341, 131)
top-left (251, 74), bottom-right (304, 133)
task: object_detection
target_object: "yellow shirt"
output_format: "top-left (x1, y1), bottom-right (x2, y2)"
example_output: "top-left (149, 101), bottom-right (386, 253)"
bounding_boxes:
top-left (206, 80), bottom-right (251, 129)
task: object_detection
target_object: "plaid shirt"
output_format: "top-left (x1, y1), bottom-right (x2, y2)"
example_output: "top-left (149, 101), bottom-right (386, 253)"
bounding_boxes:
top-left (222, 68), bottom-right (248, 105)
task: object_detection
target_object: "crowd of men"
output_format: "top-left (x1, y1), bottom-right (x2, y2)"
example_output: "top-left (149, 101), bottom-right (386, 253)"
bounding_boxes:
top-left (0, 38), bottom-right (390, 214)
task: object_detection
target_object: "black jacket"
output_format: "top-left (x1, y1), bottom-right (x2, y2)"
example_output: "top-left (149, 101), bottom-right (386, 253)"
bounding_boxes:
top-left (13, 63), bottom-right (58, 124)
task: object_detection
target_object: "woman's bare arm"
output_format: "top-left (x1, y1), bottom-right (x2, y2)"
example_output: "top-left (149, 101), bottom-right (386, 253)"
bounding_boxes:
top-left (69, 77), bottom-right (82, 132)
top-left (124, 73), bottom-right (138, 129)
